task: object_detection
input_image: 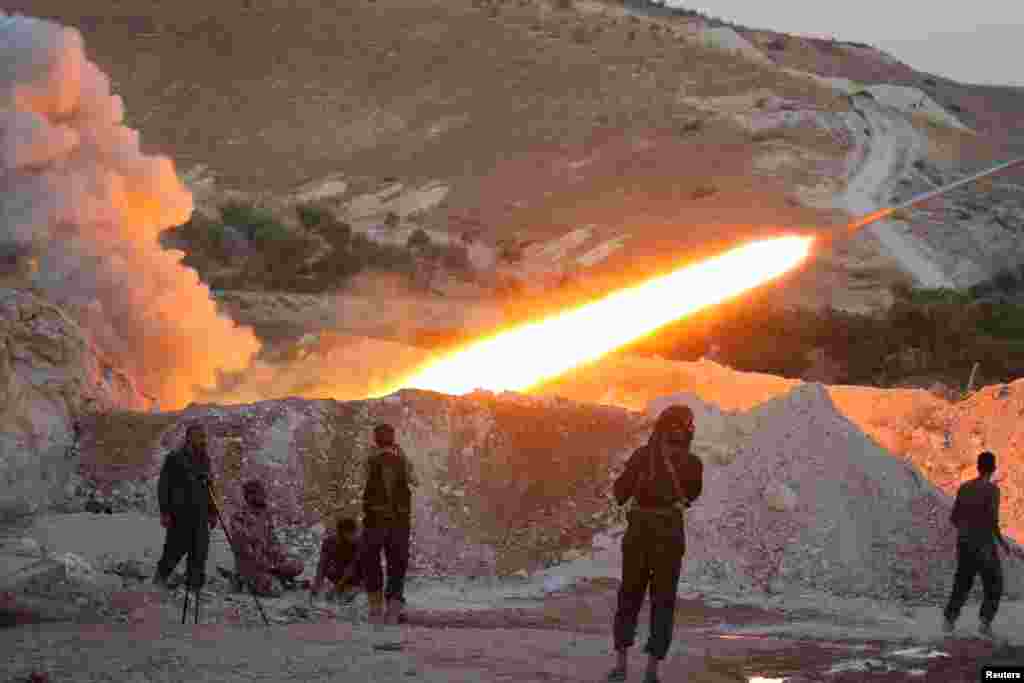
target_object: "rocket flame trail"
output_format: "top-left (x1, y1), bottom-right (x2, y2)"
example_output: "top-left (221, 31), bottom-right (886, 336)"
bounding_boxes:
top-left (377, 155), bottom-right (1024, 399)
top-left (846, 157), bottom-right (1024, 234)
top-left (379, 235), bottom-right (813, 396)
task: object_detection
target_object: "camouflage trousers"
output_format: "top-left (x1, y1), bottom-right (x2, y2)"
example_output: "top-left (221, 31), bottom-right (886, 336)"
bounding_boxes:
top-left (613, 509), bottom-right (686, 660)
top-left (241, 556), bottom-right (304, 596)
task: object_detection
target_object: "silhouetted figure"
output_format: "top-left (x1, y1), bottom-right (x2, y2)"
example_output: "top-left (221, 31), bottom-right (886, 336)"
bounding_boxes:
top-left (361, 423), bottom-right (418, 624)
top-left (154, 423), bottom-right (216, 590)
top-left (943, 451), bottom-right (1014, 638)
top-left (608, 405), bottom-right (704, 683)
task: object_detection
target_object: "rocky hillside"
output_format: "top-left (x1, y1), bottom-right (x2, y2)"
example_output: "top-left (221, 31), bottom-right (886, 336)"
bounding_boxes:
top-left (11, 0), bottom-right (1022, 314)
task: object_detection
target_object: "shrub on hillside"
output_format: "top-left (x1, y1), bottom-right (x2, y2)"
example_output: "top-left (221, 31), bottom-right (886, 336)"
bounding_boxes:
top-left (220, 201), bottom-right (290, 243)
top-left (166, 199), bottom-right (461, 293)
top-left (627, 286), bottom-right (1024, 390)
top-left (165, 213), bottom-right (236, 271)
top-left (296, 203), bottom-right (336, 231)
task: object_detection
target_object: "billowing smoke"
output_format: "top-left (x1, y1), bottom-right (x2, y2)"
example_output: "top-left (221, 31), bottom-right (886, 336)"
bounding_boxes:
top-left (0, 12), bottom-right (261, 409)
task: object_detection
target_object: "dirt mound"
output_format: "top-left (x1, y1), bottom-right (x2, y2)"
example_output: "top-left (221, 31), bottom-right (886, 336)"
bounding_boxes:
top-left (682, 383), bottom-right (1024, 601)
top-left (71, 390), bottom-right (642, 578)
top-left (542, 355), bottom-right (1024, 544)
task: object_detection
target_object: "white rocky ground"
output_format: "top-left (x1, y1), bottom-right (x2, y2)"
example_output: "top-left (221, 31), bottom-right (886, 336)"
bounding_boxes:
top-left (3, 507), bottom-right (1022, 682)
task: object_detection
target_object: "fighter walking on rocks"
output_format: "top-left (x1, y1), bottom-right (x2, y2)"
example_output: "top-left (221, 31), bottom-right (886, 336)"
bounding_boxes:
top-left (607, 405), bottom-right (704, 683)
top-left (153, 423), bottom-right (216, 591)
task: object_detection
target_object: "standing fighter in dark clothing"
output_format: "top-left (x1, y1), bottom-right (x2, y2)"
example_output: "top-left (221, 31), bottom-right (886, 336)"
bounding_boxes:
top-left (361, 423), bottom-right (418, 624)
top-left (607, 404), bottom-right (704, 683)
top-left (943, 451), bottom-right (1019, 638)
top-left (153, 423), bottom-right (216, 590)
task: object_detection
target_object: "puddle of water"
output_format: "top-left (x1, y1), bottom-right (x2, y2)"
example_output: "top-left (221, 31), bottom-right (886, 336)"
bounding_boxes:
top-left (826, 658), bottom-right (894, 674)
top-left (889, 647), bottom-right (950, 659)
top-left (719, 634), bottom-right (772, 640)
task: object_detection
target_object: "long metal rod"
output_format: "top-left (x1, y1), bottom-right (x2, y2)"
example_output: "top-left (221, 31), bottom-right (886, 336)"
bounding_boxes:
top-left (844, 156), bottom-right (1024, 234)
top-left (208, 483), bottom-right (271, 627)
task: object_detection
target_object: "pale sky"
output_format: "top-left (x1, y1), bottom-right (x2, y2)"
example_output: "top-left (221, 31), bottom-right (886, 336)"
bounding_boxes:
top-left (662, 1), bottom-right (1024, 87)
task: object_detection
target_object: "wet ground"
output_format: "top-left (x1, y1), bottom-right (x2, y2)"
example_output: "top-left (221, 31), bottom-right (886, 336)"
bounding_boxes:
top-left (404, 583), bottom-right (1024, 682)
top-left (4, 577), bottom-right (1022, 682)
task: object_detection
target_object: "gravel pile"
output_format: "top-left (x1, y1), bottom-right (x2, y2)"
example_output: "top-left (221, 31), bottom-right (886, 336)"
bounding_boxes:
top-left (678, 383), bottom-right (1024, 601)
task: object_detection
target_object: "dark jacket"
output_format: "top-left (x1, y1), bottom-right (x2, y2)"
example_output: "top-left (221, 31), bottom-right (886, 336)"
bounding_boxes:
top-left (951, 477), bottom-right (1003, 545)
top-left (614, 444), bottom-right (703, 510)
top-left (157, 446), bottom-right (212, 522)
top-left (362, 445), bottom-right (417, 525)
top-left (316, 532), bottom-right (362, 584)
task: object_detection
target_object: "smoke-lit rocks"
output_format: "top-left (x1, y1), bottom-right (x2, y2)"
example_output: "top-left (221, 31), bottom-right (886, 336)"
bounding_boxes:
top-left (0, 12), bottom-right (261, 410)
top-left (0, 289), bottom-right (149, 521)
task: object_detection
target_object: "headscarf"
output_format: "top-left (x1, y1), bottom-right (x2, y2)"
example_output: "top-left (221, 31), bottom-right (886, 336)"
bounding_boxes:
top-left (644, 404), bottom-right (695, 489)
top-left (650, 404), bottom-right (695, 448)
top-left (374, 423), bottom-right (396, 447)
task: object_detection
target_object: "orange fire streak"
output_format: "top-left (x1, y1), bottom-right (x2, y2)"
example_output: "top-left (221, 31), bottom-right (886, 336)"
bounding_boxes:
top-left (376, 235), bottom-right (814, 397)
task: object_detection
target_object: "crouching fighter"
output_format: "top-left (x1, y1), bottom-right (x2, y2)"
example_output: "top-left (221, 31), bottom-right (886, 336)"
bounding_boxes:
top-left (311, 517), bottom-right (364, 603)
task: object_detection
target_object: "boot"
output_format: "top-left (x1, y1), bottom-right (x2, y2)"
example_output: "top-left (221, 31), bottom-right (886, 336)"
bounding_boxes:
top-left (367, 591), bottom-right (385, 622)
top-left (980, 620), bottom-right (994, 638)
top-left (385, 598), bottom-right (403, 625)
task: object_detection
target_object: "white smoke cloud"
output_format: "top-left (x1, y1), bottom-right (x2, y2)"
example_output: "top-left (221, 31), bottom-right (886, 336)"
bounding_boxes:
top-left (0, 12), bottom-right (262, 409)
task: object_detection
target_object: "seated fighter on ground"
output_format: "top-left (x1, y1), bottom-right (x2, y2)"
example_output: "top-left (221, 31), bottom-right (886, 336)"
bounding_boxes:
top-left (311, 517), bottom-right (364, 603)
top-left (229, 478), bottom-right (304, 597)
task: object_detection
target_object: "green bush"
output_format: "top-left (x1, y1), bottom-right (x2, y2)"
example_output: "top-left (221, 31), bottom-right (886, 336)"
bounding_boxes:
top-left (976, 303), bottom-right (1024, 340)
top-left (166, 200), bottom-right (471, 293)
top-left (217, 200), bottom-right (298, 245)
top-left (296, 203), bottom-right (335, 230)
top-left (903, 287), bottom-right (971, 306)
top-left (163, 213), bottom-right (235, 272)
